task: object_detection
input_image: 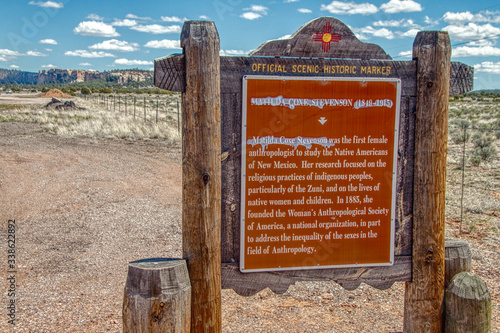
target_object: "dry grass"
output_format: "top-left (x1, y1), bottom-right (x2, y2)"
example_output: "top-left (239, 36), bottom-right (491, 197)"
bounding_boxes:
top-left (0, 95), bottom-right (181, 143)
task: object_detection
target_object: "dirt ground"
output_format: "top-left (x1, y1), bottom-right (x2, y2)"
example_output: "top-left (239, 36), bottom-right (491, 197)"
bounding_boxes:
top-left (0, 120), bottom-right (498, 332)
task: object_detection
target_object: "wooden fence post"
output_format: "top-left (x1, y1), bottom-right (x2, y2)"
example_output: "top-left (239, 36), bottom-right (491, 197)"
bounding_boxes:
top-left (445, 272), bottom-right (491, 332)
top-left (123, 258), bottom-right (191, 332)
top-left (404, 31), bottom-right (451, 332)
top-left (181, 20), bottom-right (221, 332)
top-left (444, 238), bottom-right (471, 287)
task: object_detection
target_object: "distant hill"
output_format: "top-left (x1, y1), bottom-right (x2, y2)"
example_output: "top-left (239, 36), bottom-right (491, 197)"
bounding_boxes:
top-left (0, 69), bottom-right (38, 85)
top-left (0, 68), bottom-right (153, 86)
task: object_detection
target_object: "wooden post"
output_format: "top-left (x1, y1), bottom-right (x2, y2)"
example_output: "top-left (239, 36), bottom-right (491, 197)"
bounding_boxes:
top-left (404, 31), bottom-right (451, 332)
top-left (144, 96), bottom-right (147, 122)
top-left (123, 258), bottom-right (191, 333)
top-left (181, 21), bottom-right (221, 332)
top-left (445, 272), bottom-right (491, 332)
top-left (444, 238), bottom-right (471, 287)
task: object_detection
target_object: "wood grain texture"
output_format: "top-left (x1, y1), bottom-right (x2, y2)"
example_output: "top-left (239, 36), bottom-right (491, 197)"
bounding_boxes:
top-left (154, 56), bottom-right (472, 96)
top-left (222, 256), bottom-right (411, 296)
top-left (444, 238), bottom-right (472, 288)
top-left (181, 21), bottom-right (221, 332)
top-left (250, 17), bottom-right (392, 60)
top-left (444, 272), bottom-right (492, 333)
top-left (122, 258), bottom-right (191, 333)
top-left (404, 31), bottom-right (451, 333)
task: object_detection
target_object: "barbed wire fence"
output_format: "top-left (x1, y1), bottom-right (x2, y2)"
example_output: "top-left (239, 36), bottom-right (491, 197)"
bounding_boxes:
top-left (84, 93), bottom-right (182, 133)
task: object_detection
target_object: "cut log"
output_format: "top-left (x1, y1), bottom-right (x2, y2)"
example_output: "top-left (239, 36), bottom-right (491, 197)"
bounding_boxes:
top-left (445, 272), bottom-right (491, 333)
top-left (444, 238), bottom-right (472, 287)
top-left (123, 258), bottom-right (191, 333)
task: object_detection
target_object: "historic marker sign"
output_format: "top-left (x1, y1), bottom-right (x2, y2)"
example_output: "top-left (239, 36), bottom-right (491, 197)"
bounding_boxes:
top-left (155, 17), bottom-right (473, 294)
top-left (241, 76), bottom-right (401, 272)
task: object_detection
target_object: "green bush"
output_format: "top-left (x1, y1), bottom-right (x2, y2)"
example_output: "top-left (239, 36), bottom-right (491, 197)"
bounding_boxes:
top-left (81, 87), bottom-right (91, 95)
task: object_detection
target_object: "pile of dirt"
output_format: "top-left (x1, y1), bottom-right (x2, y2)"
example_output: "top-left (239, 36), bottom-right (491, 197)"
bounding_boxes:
top-left (41, 89), bottom-right (71, 98)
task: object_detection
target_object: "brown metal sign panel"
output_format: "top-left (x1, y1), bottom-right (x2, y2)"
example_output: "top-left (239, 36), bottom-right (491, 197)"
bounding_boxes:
top-left (241, 76), bottom-right (401, 272)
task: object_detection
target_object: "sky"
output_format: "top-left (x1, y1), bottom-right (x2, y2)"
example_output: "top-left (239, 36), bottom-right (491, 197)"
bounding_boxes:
top-left (1, 0), bottom-right (500, 90)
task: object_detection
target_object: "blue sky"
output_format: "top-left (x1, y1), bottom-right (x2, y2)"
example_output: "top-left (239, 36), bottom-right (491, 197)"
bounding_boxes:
top-left (1, 0), bottom-right (500, 90)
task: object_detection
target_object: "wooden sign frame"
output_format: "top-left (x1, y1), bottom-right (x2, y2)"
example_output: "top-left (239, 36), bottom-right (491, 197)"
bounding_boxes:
top-left (240, 75), bottom-right (401, 273)
top-left (155, 17), bottom-right (473, 295)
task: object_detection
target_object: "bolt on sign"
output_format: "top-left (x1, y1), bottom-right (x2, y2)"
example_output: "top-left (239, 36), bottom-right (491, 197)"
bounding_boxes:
top-left (241, 76), bottom-right (401, 272)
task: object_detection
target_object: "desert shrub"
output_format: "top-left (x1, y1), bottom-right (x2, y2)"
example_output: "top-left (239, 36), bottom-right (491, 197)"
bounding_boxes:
top-left (99, 87), bottom-right (112, 94)
top-left (450, 119), bottom-right (471, 144)
top-left (470, 132), bottom-right (497, 165)
top-left (81, 87), bottom-right (91, 95)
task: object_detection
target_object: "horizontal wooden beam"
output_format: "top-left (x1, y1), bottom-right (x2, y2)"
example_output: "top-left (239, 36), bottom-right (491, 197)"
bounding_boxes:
top-left (155, 55), bottom-right (472, 96)
top-left (221, 255), bottom-right (411, 296)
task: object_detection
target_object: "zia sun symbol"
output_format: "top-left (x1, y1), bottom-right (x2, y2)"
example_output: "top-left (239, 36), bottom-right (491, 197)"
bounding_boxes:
top-left (312, 22), bottom-right (341, 52)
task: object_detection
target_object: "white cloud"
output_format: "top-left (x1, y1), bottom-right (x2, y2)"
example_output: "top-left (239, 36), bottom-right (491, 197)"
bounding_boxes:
top-left (284, 0), bottom-right (299, 2)
top-left (45, 48), bottom-right (53, 52)
top-left (278, 34), bottom-right (292, 40)
top-left (443, 11), bottom-right (500, 25)
top-left (199, 15), bottom-right (210, 20)
top-left (89, 39), bottom-right (140, 52)
top-left (112, 19), bottom-right (138, 27)
top-left (0, 56), bottom-right (7, 62)
top-left (474, 61), bottom-right (500, 74)
top-left (298, 8), bottom-right (312, 13)
top-left (79, 62), bottom-right (92, 66)
top-left (380, 0), bottom-right (422, 14)
top-left (74, 21), bottom-right (120, 37)
top-left (9, 65), bottom-right (19, 68)
top-left (114, 58), bottom-right (153, 66)
top-left (28, 1), bottom-right (63, 8)
top-left (241, 5), bottom-right (268, 20)
top-left (130, 24), bottom-right (181, 34)
top-left (26, 51), bottom-right (48, 57)
top-left (443, 23), bottom-right (500, 41)
top-left (353, 26), bottom-right (396, 39)
top-left (39, 38), bottom-right (58, 45)
top-left (87, 14), bottom-right (104, 21)
top-left (321, 1), bottom-right (378, 15)
top-left (161, 16), bottom-right (188, 23)
top-left (144, 39), bottom-right (181, 49)
top-left (0, 49), bottom-right (22, 56)
top-left (398, 50), bottom-right (412, 58)
top-left (453, 45), bottom-right (500, 57)
top-left (398, 28), bottom-right (420, 38)
top-left (220, 49), bottom-right (248, 56)
top-left (240, 12), bottom-right (262, 20)
top-left (41, 64), bottom-right (57, 68)
top-left (65, 50), bottom-right (116, 58)
top-left (424, 16), bottom-right (439, 26)
top-left (126, 14), bottom-right (152, 21)
top-left (373, 19), bottom-right (421, 28)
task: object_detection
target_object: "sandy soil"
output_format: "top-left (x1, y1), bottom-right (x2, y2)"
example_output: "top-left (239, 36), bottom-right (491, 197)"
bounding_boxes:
top-left (0, 121), bottom-right (497, 332)
top-left (0, 93), bottom-right (58, 105)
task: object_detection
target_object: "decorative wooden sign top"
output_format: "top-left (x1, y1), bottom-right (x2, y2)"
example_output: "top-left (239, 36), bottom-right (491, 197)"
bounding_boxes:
top-left (250, 17), bottom-right (391, 60)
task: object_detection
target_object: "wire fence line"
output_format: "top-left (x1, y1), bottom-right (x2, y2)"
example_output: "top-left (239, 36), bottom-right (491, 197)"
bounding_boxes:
top-left (446, 123), bottom-right (499, 231)
top-left (84, 93), bottom-right (182, 132)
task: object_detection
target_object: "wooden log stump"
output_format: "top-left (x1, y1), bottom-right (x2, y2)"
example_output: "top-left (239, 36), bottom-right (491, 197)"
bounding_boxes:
top-left (445, 272), bottom-right (491, 333)
top-left (445, 238), bottom-right (472, 287)
top-left (123, 258), bottom-right (191, 333)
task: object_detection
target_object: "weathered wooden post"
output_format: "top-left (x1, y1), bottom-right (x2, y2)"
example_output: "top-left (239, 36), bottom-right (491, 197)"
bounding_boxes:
top-left (404, 31), bottom-right (451, 332)
top-left (181, 21), bottom-right (221, 332)
top-left (444, 238), bottom-right (471, 287)
top-left (445, 272), bottom-right (492, 332)
top-left (123, 258), bottom-right (191, 332)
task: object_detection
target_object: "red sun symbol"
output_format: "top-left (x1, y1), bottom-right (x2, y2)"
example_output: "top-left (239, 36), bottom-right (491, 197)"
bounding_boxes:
top-left (312, 22), bottom-right (341, 52)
